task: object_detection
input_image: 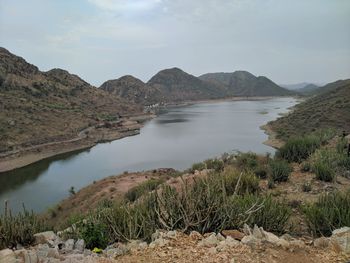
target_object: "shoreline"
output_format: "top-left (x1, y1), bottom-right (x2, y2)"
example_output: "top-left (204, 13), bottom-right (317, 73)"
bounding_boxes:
top-left (0, 96), bottom-right (294, 173)
top-left (0, 114), bottom-right (155, 173)
top-left (261, 123), bottom-right (284, 149)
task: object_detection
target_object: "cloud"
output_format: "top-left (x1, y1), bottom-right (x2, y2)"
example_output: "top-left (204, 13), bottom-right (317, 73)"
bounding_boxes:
top-left (87, 0), bottom-right (162, 12)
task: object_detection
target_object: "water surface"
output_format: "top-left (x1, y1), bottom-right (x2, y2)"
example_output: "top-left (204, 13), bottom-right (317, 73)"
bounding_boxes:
top-left (0, 98), bottom-right (297, 213)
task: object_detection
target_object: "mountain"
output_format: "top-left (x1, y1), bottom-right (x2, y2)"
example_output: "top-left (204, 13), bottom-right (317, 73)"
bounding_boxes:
top-left (281, 83), bottom-right (311, 90)
top-left (100, 75), bottom-right (163, 105)
top-left (199, 71), bottom-right (294, 97)
top-left (0, 47), bottom-right (141, 153)
top-left (147, 67), bottom-right (228, 102)
top-left (268, 79), bottom-right (350, 140)
top-left (296, 83), bottom-right (320, 95)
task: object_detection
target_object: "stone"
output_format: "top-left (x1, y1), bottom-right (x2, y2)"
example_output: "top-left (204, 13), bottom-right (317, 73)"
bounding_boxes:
top-left (65, 239), bottom-right (75, 251)
top-left (252, 225), bottom-right (264, 239)
top-left (149, 237), bottom-right (169, 248)
top-left (314, 237), bottom-right (330, 248)
top-left (151, 230), bottom-right (166, 241)
top-left (290, 240), bottom-right (305, 249)
top-left (189, 231), bottom-right (202, 240)
top-left (0, 249), bottom-right (16, 263)
top-left (37, 244), bottom-right (50, 259)
top-left (34, 231), bottom-right (57, 245)
top-left (263, 231), bottom-right (281, 245)
top-left (221, 230), bottom-right (245, 241)
top-left (198, 233), bottom-right (220, 247)
top-left (241, 235), bottom-right (260, 248)
top-left (47, 248), bottom-right (60, 258)
top-left (243, 224), bottom-right (252, 235)
top-left (166, 230), bottom-right (177, 239)
top-left (105, 245), bottom-right (129, 258)
top-left (330, 227), bottom-right (350, 253)
top-left (74, 239), bottom-right (85, 253)
top-left (216, 233), bottom-right (225, 242)
top-left (280, 234), bottom-right (294, 241)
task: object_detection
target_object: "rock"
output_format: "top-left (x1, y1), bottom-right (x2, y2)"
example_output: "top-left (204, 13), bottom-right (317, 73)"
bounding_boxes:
top-left (126, 240), bottom-right (147, 251)
top-left (47, 248), bottom-right (60, 258)
top-left (14, 249), bottom-right (39, 263)
top-left (105, 244), bottom-right (129, 258)
top-left (221, 230), bottom-right (245, 241)
top-left (37, 244), bottom-right (50, 259)
top-left (0, 249), bottom-right (16, 263)
top-left (330, 227), bottom-right (350, 253)
top-left (216, 236), bottom-right (240, 251)
top-left (280, 234), bottom-right (294, 241)
top-left (166, 230), bottom-right (177, 239)
top-left (149, 237), bottom-right (168, 248)
top-left (216, 233), bottom-right (225, 242)
top-left (151, 230), bottom-right (166, 241)
top-left (189, 231), bottom-right (202, 240)
top-left (74, 239), bottom-right (85, 253)
top-left (241, 235), bottom-right (260, 248)
top-left (290, 240), bottom-right (305, 249)
top-left (252, 225), bottom-right (264, 239)
top-left (263, 231), bottom-right (281, 244)
top-left (198, 233), bottom-right (220, 247)
top-left (34, 231), bottom-right (58, 245)
top-left (314, 237), bottom-right (330, 248)
top-left (243, 224), bottom-right (252, 235)
top-left (64, 239), bottom-right (75, 251)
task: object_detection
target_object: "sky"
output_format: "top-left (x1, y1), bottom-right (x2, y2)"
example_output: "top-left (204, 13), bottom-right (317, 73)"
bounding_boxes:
top-left (0, 0), bottom-right (349, 86)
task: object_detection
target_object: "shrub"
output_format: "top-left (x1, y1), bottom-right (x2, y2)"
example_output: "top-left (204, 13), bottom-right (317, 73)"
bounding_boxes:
top-left (254, 166), bottom-right (268, 179)
top-left (269, 160), bottom-right (292, 182)
top-left (276, 135), bottom-right (321, 163)
top-left (235, 152), bottom-right (258, 170)
top-left (191, 162), bottom-right (206, 173)
top-left (313, 162), bottom-right (335, 182)
top-left (222, 168), bottom-right (260, 195)
top-left (204, 158), bottom-right (224, 172)
top-left (304, 191), bottom-right (350, 236)
top-left (0, 204), bottom-right (48, 249)
top-left (336, 137), bottom-right (348, 154)
top-left (302, 182), bottom-right (312, 192)
top-left (79, 220), bottom-right (109, 249)
top-left (125, 178), bottom-right (164, 202)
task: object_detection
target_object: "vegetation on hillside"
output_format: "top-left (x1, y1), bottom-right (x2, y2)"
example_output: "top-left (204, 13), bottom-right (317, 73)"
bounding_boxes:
top-left (268, 80), bottom-right (350, 140)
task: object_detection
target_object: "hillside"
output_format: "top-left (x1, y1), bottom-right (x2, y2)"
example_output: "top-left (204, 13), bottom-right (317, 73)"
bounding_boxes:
top-left (100, 75), bottom-right (164, 105)
top-left (0, 47), bottom-right (142, 154)
top-left (268, 79), bottom-right (350, 139)
top-left (147, 67), bottom-right (229, 102)
top-left (199, 71), bottom-right (294, 97)
top-left (296, 83), bottom-right (319, 95)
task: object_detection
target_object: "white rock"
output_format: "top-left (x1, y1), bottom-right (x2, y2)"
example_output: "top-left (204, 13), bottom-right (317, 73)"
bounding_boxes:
top-left (34, 231), bottom-right (58, 245)
top-left (149, 237), bottom-right (169, 248)
top-left (243, 224), bottom-right (252, 235)
top-left (198, 233), bottom-right (220, 247)
top-left (331, 227), bottom-right (350, 253)
top-left (166, 230), bottom-right (177, 239)
top-left (74, 239), bottom-right (85, 252)
top-left (216, 233), bottom-right (225, 242)
top-left (241, 235), bottom-right (260, 247)
top-left (252, 225), bottom-right (264, 239)
top-left (314, 237), bottom-right (330, 248)
top-left (65, 239), bottom-right (75, 251)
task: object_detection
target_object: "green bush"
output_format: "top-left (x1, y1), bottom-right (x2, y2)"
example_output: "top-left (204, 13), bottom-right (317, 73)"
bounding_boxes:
top-left (204, 158), bottom-right (224, 172)
top-left (254, 166), bottom-right (268, 179)
top-left (269, 160), bottom-right (292, 182)
top-left (125, 178), bottom-right (164, 202)
top-left (276, 135), bottom-right (321, 163)
top-left (0, 204), bottom-right (48, 249)
top-left (191, 162), bottom-right (206, 173)
top-left (79, 220), bottom-right (109, 249)
top-left (221, 168), bottom-right (260, 195)
top-left (235, 152), bottom-right (258, 170)
top-left (313, 162), bottom-right (335, 182)
top-left (304, 191), bottom-right (350, 236)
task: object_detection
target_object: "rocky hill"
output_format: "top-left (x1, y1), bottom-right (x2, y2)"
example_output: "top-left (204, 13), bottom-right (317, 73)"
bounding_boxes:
top-left (100, 75), bottom-right (164, 105)
top-left (295, 83), bottom-right (319, 95)
top-left (147, 67), bottom-right (229, 102)
top-left (0, 47), bottom-right (142, 153)
top-left (268, 79), bottom-right (350, 139)
top-left (199, 71), bottom-right (294, 97)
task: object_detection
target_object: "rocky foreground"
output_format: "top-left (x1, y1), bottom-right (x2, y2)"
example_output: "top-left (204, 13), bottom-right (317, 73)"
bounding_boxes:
top-left (1, 225), bottom-right (349, 263)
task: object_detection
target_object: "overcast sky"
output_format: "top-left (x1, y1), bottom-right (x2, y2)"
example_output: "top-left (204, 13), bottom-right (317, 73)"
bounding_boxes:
top-left (0, 0), bottom-right (349, 86)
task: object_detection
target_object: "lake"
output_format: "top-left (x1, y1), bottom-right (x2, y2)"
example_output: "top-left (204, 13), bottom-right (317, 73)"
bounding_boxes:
top-left (0, 97), bottom-right (297, 213)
